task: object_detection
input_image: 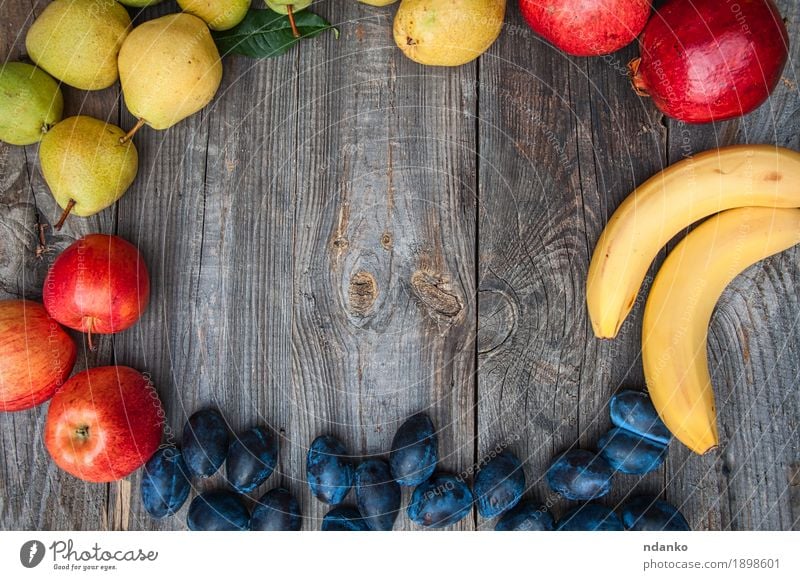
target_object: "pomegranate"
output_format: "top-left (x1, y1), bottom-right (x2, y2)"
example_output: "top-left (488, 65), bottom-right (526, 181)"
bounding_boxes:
top-left (630, 0), bottom-right (789, 123)
top-left (519, 0), bottom-right (652, 56)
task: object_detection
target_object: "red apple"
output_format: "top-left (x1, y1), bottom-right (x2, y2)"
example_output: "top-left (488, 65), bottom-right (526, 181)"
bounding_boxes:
top-left (0, 299), bottom-right (77, 412)
top-left (43, 234), bottom-right (150, 350)
top-left (519, 0), bottom-right (652, 56)
top-left (44, 365), bottom-right (163, 482)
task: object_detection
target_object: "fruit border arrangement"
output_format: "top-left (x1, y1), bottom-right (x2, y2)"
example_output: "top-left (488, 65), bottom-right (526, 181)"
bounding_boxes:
top-left (0, 0), bottom-right (796, 531)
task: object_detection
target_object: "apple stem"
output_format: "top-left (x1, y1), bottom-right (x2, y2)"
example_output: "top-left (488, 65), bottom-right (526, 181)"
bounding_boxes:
top-left (86, 320), bottom-right (96, 352)
top-left (54, 199), bottom-right (76, 231)
top-left (628, 57), bottom-right (650, 97)
top-left (119, 118), bottom-right (145, 145)
top-left (287, 5), bottom-right (300, 38)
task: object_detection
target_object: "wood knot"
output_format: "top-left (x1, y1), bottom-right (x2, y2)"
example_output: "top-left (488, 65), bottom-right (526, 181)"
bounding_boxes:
top-left (380, 232), bottom-right (393, 249)
top-left (410, 271), bottom-right (462, 318)
top-left (348, 271), bottom-right (377, 315)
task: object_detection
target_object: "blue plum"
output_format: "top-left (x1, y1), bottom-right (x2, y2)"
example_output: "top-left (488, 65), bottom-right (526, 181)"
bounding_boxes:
top-left (474, 450), bottom-right (525, 518)
top-left (609, 390), bottom-right (671, 445)
top-left (250, 488), bottom-right (302, 531)
top-left (546, 449), bottom-right (614, 501)
top-left (321, 506), bottom-right (370, 531)
top-left (354, 459), bottom-right (401, 531)
top-left (598, 428), bottom-right (668, 475)
top-left (621, 495), bottom-right (690, 531)
top-left (141, 447), bottom-right (191, 519)
top-left (187, 490), bottom-right (250, 531)
top-left (557, 503), bottom-right (623, 531)
top-left (182, 409), bottom-right (229, 478)
top-left (494, 500), bottom-right (555, 531)
top-left (389, 413), bottom-right (438, 486)
top-left (226, 426), bottom-right (279, 493)
top-left (407, 472), bottom-right (473, 529)
top-left (306, 435), bottom-right (354, 505)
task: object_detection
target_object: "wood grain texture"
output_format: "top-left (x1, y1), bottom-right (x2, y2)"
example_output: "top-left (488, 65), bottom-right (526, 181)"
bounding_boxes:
top-left (0, 0), bottom-right (798, 531)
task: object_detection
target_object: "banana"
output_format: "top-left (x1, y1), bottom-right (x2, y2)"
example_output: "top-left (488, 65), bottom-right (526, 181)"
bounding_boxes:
top-left (642, 207), bottom-right (800, 454)
top-left (587, 145), bottom-right (800, 339)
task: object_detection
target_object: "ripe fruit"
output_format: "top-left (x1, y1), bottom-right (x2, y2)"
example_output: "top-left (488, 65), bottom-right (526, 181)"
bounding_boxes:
top-left (358, 0), bottom-right (398, 5)
top-left (354, 459), bottom-right (401, 531)
top-left (44, 366), bottom-right (163, 482)
top-left (321, 506), bottom-right (369, 531)
top-left (0, 300), bottom-right (76, 412)
top-left (495, 500), bottom-right (555, 531)
top-left (546, 449), bottom-right (613, 501)
top-left (39, 116), bottom-right (138, 229)
top-left (586, 145), bottom-right (800, 339)
top-left (609, 390), bottom-right (670, 445)
top-left (473, 450), bottom-right (525, 518)
top-left (178, 0), bottom-right (251, 31)
top-left (118, 13), bottom-right (223, 137)
top-left (642, 207), bottom-right (800, 454)
top-left (43, 234), bottom-right (150, 350)
top-left (226, 425), bottom-right (279, 493)
top-left (187, 491), bottom-right (250, 531)
top-left (519, 0), bottom-right (650, 56)
top-left (407, 472), bottom-right (473, 528)
top-left (251, 488), bottom-right (302, 531)
top-left (182, 408), bottom-right (229, 477)
top-left (597, 428), bottom-right (667, 475)
top-left (25, 0), bottom-right (131, 91)
top-left (0, 63), bottom-right (63, 146)
top-left (393, 0), bottom-right (506, 66)
top-left (630, 0), bottom-right (788, 123)
top-left (556, 503), bottom-right (623, 531)
top-left (306, 435), bottom-right (354, 505)
top-left (621, 496), bottom-right (690, 531)
top-left (141, 447), bottom-right (192, 518)
top-left (389, 412), bottom-right (438, 486)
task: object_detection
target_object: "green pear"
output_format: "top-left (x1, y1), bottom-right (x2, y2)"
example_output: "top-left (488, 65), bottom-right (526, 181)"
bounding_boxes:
top-left (39, 116), bottom-right (138, 229)
top-left (25, 0), bottom-right (131, 91)
top-left (0, 63), bottom-right (63, 146)
top-left (117, 0), bottom-right (165, 6)
top-left (265, 0), bottom-right (312, 12)
top-left (178, 0), bottom-right (251, 31)
top-left (394, 0), bottom-right (506, 66)
top-left (118, 13), bottom-right (223, 135)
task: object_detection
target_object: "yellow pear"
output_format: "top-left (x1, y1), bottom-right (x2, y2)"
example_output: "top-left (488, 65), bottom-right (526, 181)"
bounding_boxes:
top-left (39, 116), bottom-right (138, 229)
top-left (25, 0), bottom-right (131, 90)
top-left (118, 13), bottom-right (223, 136)
top-left (394, 0), bottom-right (506, 66)
top-left (0, 62), bottom-right (63, 146)
top-left (178, 0), bottom-right (251, 31)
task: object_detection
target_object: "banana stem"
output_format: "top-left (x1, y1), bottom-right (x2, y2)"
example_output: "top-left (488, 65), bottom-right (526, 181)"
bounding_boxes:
top-left (54, 199), bottom-right (76, 231)
top-left (287, 5), bottom-right (300, 38)
top-left (119, 118), bottom-right (145, 145)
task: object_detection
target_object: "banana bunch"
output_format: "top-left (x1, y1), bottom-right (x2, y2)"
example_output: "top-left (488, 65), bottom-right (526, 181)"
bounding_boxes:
top-left (587, 145), bottom-right (800, 454)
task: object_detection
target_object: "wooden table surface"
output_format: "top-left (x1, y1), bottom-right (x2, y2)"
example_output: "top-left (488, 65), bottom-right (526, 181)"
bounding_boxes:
top-left (1, 1), bottom-right (798, 531)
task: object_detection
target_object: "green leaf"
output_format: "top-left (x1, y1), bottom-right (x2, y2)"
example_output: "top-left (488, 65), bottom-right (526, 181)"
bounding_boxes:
top-left (212, 8), bottom-right (337, 59)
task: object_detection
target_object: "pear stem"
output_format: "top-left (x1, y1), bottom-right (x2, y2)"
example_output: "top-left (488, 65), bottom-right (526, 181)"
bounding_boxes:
top-left (54, 199), bottom-right (76, 231)
top-left (287, 5), bottom-right (300, 38)
top-left (120, 118), bottom-right (145, 145)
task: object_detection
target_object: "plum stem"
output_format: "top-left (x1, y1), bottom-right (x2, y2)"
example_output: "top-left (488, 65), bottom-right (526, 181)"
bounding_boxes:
top-left (119, 118), bottom-right (145, 145)
top-left (628, 58), bottom-right (650, 97)
top-left (54, 199), bottom-right (75, 231)
top-left (287, 5), bottom-right (300, 38)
